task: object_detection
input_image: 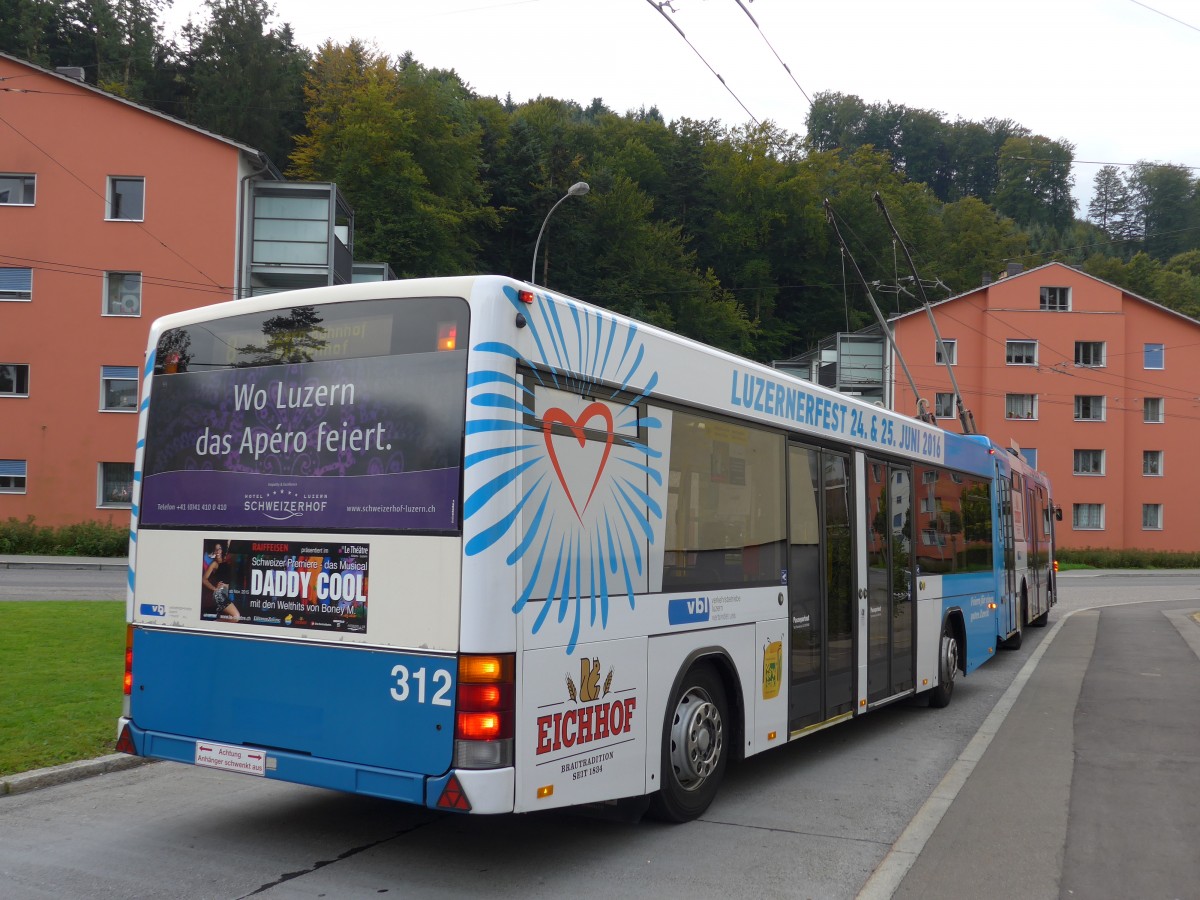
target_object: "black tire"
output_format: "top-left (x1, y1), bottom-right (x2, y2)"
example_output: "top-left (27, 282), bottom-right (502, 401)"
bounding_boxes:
top-left (648, 664), bottom-right (728, 823)
top-left (1030, 608), bottom-right (1050, 628)
top-left (929, 622), bottom-right (958, 709)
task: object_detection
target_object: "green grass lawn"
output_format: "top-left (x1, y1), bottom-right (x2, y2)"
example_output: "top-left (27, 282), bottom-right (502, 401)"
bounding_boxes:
top-left (0, 602), bottom-right (125, 777)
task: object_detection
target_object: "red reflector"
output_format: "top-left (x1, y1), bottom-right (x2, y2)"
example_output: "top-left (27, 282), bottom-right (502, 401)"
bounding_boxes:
top-left (517, 289), bottom-right (535, 304)
top-left (437, 774), bottom-right (472, 811)
top-left (116, 723), bottom-right (137, 756)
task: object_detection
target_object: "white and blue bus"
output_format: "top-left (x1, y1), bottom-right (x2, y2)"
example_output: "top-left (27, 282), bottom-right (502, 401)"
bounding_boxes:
top-left (118, 275), bottom-right (1055, 821)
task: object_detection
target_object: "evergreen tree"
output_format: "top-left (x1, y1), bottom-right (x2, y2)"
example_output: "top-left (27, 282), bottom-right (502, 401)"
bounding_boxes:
top-left (1128, 162), bottom-right (1196, 261)
top-left (181, 0), bottom-right (308, 165)
top-left (1088, 165), bottom-right (1133, 239)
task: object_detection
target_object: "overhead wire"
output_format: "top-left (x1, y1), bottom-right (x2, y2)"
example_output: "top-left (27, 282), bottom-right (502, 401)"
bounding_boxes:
top-left (643, 0), bottom-right (759, 125)
top-left (729, 0), bottom-right (812, 107)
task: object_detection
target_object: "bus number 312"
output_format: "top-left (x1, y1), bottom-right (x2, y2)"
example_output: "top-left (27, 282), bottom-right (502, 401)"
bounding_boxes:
top-left (389, 664), bottom-right (453, 706)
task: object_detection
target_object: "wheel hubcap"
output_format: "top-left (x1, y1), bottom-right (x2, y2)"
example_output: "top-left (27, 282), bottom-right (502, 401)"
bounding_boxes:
top-left (942, 633), bottom-right (958, 683)
top-left (668, 687), bottom-right (723, 791)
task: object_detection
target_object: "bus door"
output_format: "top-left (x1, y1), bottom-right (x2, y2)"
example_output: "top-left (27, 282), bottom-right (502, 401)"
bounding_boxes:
top-left (787, 444), bottom-right (854, 732)
top-left (1027, 484), bottom-right (1043, 615)
top-left (997, 474), bottom-right (1018, 635)
top-left (864, 458), bottom-right (915, 705)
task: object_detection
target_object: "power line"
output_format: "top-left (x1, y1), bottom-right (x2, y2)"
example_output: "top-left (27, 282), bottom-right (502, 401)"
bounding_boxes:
top-left (729, 0), bottom-right (812, 107)
top-left (1127, 0), bottom-right (1200, 33)
top-left (643, 0), bottom-right (759, 126)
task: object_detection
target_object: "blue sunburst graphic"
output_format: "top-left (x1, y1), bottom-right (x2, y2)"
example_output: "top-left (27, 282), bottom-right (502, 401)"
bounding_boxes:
top-left (463, 286), bottom-right (664, 652)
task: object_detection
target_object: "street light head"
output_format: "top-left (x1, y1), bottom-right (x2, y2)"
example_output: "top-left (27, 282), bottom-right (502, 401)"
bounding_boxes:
top-left (568, 181), bottom-right (590, 197)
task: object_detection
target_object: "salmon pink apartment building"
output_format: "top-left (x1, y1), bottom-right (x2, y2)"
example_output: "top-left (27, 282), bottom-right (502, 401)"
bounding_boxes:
top-left (889, 261), bottom-right (1200, 551)
top-left (0, 53), bottom-right (387, 528)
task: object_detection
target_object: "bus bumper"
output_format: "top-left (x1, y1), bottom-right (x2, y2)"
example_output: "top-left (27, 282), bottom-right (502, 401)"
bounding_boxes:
top-left (117, 717), bottom-right (513, 812)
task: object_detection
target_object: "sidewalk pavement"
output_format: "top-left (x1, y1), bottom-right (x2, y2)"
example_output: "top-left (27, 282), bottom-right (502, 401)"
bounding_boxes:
top-left (864, 596), bottom-right (1200, 900)
top-left (0, 554), bottom-right (127, 570)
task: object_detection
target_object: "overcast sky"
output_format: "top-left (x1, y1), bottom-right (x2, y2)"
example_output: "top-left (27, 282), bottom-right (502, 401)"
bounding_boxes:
top-left (166, 0), bottom-right (1199, 210)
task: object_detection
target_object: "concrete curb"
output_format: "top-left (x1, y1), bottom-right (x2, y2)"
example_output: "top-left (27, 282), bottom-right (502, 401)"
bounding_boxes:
top-left (0, 556), bottom-right (127, 570)
top-left (1, 754), bottom-right (154, 796)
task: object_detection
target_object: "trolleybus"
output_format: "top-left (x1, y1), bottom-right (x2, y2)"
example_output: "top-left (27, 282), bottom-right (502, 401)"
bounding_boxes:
top-left (118, 275), bottom-right (1055, 821)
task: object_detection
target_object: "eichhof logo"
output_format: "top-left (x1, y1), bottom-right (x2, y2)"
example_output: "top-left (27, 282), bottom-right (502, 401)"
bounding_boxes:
top-left (535, 656), bottom-right (636, 755)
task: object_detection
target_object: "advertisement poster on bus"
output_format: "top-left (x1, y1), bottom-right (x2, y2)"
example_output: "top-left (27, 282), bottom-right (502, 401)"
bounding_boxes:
top-left (141, 353), bottom-right (464, 532)
top-left (201, 538), bottom-right (369, 633)
top-left (517, 638), bottom-right (647, 811)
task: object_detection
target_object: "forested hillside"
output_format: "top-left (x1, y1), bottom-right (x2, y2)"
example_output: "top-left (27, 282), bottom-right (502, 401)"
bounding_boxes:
top-left (4, 0), bottom-right (1199, 361)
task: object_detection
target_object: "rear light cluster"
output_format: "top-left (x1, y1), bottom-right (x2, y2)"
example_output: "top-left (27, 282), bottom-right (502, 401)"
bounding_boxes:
top-left (453, 653), bottom-right (514, 769)
top-left (123, 625), bottom-right (134, 696)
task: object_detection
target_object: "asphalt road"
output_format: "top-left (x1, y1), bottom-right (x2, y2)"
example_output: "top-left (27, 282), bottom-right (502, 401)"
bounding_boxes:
top-left (0, 570), bottom-right (1197, 899)
top-left (0, 560), bottom-right (126, 601)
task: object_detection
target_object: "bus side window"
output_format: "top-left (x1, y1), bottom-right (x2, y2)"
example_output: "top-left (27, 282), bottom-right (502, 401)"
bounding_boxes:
top-left (663, 411), bottom-right (785, 589)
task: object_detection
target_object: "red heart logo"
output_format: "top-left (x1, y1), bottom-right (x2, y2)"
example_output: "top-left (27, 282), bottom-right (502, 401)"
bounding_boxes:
top-left (542, 402), bottom-right (615, 522)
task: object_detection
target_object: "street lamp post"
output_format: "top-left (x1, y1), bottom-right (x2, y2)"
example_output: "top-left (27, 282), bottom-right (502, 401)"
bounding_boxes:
top-left (531, 181), bottom-right (589, 285)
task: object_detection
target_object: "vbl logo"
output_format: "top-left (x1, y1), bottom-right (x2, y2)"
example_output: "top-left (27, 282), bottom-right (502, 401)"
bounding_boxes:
top-left (668, 596), bottom-right (710, 625)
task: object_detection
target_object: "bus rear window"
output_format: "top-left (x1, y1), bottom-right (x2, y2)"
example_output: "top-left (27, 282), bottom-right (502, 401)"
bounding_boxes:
top-left (141, 297), bottom-right (469, 533)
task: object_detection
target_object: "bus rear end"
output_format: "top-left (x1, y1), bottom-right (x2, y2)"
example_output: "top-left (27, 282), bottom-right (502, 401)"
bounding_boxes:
top-left (117, 283), bottom-right (512, 812)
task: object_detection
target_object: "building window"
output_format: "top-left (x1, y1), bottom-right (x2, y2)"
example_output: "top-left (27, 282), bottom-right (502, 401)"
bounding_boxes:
top-left (0, 363), bottom-right (29, 396)
top-left (1144, 397), bottom-right (1164, 423)
top-left (1074, 395), bottom-right (1106, 421)
top-left (107, 176), bottom-right (145, 221)
top-left (105, 272), bottom-right (142, 316)
top-left (1073, 449), bottom-right (1105, 476)
top-left (935, 339), bottom-right (957, 365)
top-left (1006, 340), bottom-right (1037, 365)
top-left (101, 365), bottom-right (139, 411)
top-left (100, 462), bottom-right (134, 506)
top-left (1039, 286), bottom-right (1071, 311)
top-left (1074, 341), bottom-right (1106, 367)
top-left (1144, 343), bottom-right (1164, 370)
top-left (1023, 448), bottom-right (1037, 468)
top-left (0, 173), bottom-right (35, 205)
top-left (1142, 504), bottom-right (1163, 530)
top-left (0, 267), bottom-right (32, 301)
top-left (1143, 450), bottom-right (1163, 476)
top-left (1072, 503), bottom-right (1104, 530)
top-left (0, 459), bottom-right (27, 493)
top-left (934, 392), bottom-right (954, 419)
top-left (1005, 393), bottom-right (1037, 419)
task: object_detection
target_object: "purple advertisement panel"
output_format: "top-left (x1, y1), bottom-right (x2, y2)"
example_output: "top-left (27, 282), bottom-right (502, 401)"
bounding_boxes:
top-left (142, 352), bottom-right (465, 531)
top-left (202, 538), bottom-right (369, 633)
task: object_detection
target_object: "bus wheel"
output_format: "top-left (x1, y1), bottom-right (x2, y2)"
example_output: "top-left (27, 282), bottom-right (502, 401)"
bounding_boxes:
top-left (649, 664), bottom-right (728, 823)
top-left (929, 623), bottom-right (958, 709)
top-left (1030, 608), bottom-right (1050, 628)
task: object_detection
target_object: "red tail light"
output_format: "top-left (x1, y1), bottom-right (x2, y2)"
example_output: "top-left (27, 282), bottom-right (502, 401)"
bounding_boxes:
top-left (123, 625), bottom-right (134, 695)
